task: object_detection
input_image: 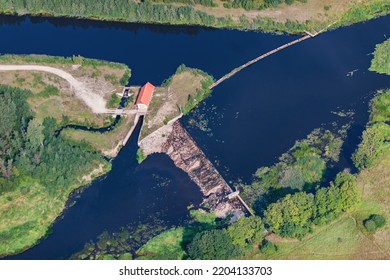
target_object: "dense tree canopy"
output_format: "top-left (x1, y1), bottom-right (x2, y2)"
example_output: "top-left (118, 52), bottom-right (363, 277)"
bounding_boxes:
top-left (264, 172), bottom-right (360, 238)
top-left (0, 0), bottom-right (218, 26)
top-left (222, 0), bottom-right (308, 11)
top-left (188, 229), bottom-right (243, 260)
top-left (0, 86), bottom-right (33, 181)
top-left (0, 85), bottom-right (102, 195)
top-left (353, 123), bottom-right (389, 170)
top-left (227, 216), bottom-right (264, 246)
top-left (264, 192), bottom-right (314, 238)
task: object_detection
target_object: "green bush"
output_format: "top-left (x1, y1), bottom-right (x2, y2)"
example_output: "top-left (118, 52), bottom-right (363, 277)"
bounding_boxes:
top-left (364, 219), bottom-right (377, 232)
top-left (120, 69), bottom-right (131, 86)
top-left (364, 214), bottom-right (387, 233)
top-left (370, 214), bottom-right (386, 228)
top-left (37, 85), bottom-right (60, 97)
top-left (260, 240), bottom-right (277, 256)
top-left (107, 93), bottom-right (121, 108)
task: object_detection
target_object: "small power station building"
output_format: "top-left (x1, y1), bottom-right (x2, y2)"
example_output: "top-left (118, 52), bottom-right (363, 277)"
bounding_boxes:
top-left (135, 82), bottom-right (155, 110)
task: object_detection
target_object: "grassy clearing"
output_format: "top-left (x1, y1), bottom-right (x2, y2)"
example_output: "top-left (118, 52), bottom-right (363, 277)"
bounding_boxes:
top-left (0, 54), bottom-right (130, 127)
top-left (136, 227), bottom-right (189, 260)
top-left (62, 114), bottom-right (136, 157)
top-left (270, 217), bottom-right (363, 259)
top-left (139, 65), bottom-right (213, 141)
top-left (353, 150), bottom-right (390, 255)
top-left (254, 216), bottom-right (377, 259)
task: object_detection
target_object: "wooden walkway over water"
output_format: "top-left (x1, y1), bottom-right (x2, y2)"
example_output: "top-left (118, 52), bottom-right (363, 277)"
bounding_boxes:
top-left (207, 20), bottom-right (343, 90)
top-left (209, 33), bottom-right (315, 89)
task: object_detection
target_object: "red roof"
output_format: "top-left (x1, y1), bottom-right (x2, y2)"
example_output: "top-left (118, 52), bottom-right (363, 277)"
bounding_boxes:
top-left (136, 82), bottom-right (155, 107)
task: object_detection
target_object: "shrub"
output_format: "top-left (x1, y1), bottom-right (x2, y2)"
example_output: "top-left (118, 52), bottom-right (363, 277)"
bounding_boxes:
top-left (364, 214), bottom-right (386, 233)
top-left (364, 219), bottom-right (377, 232)
top-left (38, 85), bottom-right (60, 97)
top-left (260, 240), bottom-right (277, 256)
top-left (120, 69), bottom-right (131, 86)
top-left (107, 93), bottom-right (121, 108)
top-left (370, 214), bottom-right (386, 228)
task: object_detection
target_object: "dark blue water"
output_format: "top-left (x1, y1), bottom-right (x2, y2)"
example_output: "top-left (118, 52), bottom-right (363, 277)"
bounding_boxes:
top-left (182, 18), bottom-right (390, 182)
top-left (1, 15), bottom-right (389, 259)
top-left (0, 15), bottom-right (291, 84)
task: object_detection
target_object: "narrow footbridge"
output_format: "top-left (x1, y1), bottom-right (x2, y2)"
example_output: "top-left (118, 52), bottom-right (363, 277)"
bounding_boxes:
top-left (209, 22), bottom-right (337, 90)
top-left (209, 33), bottom-right (314, 89)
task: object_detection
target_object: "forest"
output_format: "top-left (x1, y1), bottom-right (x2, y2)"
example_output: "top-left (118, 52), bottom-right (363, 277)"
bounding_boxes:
top-left (222, 0), bottom-right (306, 11)
top-left (0, 0), bottom-right (218, 26)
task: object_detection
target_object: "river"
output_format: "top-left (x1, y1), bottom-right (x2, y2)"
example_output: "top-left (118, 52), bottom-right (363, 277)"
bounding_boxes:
top-left (1, 15), bottom-right (389, 259)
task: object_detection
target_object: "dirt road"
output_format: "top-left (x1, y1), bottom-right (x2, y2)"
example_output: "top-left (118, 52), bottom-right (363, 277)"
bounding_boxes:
top-left (0, 65), bottom-right (107, 113)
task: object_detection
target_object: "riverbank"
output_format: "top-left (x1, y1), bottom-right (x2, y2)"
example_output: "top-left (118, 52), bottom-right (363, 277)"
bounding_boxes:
top-left (0, 0), bottom-right (389, 34)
